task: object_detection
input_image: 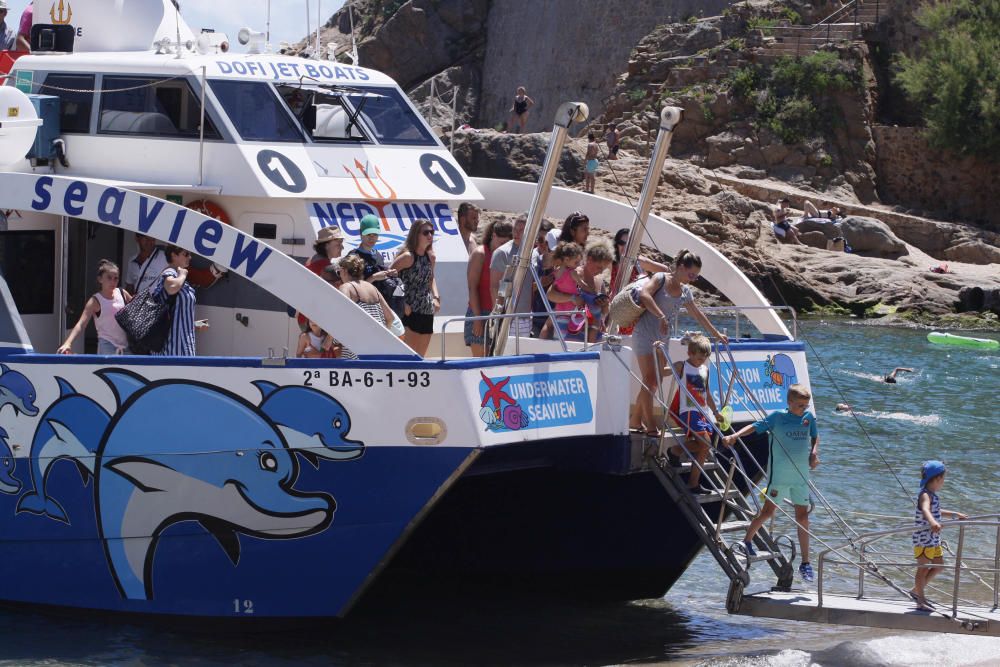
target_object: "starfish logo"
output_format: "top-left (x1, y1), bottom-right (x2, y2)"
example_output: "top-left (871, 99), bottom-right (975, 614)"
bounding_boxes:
top-left (50, 0), bottom-right (73, 25)
top-left (478, 372), bottom-right (528, 432)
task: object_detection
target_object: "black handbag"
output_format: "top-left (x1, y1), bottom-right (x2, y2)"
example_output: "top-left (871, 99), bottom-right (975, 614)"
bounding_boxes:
top-left (116, 285), bottom-right (176, 355)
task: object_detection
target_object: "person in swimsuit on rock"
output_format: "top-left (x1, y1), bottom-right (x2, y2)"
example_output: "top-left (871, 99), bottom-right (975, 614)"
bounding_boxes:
top-left (605, 123), bottom-right (621, 160)
top-left (508, 86), bottom-right (534, 134)
top-left (584, 133), bottom-right (599, 194)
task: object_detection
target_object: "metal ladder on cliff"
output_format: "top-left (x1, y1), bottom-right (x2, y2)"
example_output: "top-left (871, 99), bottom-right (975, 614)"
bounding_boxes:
top-left (644, 431), bottom-right (793, 610)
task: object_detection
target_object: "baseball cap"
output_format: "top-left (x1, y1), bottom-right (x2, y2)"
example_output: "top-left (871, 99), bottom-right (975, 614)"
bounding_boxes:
top-left (920, 460), bottom-right (946, 489)
top-left (359, 214), bottom-right (381, 236)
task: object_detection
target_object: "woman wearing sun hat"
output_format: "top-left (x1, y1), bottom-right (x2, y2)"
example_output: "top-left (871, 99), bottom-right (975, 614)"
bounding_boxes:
top-left (306, 226), bottom-right (344, 275)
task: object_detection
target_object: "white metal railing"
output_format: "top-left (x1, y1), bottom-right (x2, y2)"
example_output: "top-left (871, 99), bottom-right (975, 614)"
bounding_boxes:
top-left (817, 517), bottom-right (1000, 621)
top-left (439, 310), bottom-right (590, 360)
top-left (675, 305), bottom-right (798, 340)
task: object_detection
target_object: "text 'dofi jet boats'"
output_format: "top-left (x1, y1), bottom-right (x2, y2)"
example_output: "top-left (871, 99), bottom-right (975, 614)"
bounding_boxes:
top-left (0, 0), bottom-right (809, 620)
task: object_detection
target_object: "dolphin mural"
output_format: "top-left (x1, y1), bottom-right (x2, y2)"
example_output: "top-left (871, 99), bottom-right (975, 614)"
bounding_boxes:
top-left (254, 381), bottom-right (364, 466)
top-left (95, 369), bottom-right (335, 600)
top-left (0, 364), bottom-right (38, 417)
top-left (0, 427), bottom-right (21, 495)
top-left (16, 378), bottom-right (111, 522)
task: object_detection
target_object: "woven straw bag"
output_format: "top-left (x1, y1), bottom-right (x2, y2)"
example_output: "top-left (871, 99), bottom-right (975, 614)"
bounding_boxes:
top-left (608, 276), bottom-right (651, 329)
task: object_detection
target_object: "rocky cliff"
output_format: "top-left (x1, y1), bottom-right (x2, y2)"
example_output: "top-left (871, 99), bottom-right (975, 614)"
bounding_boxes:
top-left (304, 0), bottom-right (999, 326)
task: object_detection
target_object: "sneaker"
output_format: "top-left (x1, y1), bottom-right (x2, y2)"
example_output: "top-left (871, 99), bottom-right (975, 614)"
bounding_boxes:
top-left (799, 562), bottom-right (815, 583)
top-left (742, 540), bottom-right (757, 557)
top-left (666, 449), bottom-right (682, 468)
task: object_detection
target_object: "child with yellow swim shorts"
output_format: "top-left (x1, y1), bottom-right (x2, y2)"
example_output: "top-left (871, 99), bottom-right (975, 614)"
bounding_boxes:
top-left (911, 460), bottom-right (967, 611)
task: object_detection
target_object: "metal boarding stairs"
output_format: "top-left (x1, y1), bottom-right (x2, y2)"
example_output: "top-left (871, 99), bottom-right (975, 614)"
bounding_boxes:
top-left (635, 339), bottom-right (793, 612)
top-left (631, 338), bottom-right (1000, 636)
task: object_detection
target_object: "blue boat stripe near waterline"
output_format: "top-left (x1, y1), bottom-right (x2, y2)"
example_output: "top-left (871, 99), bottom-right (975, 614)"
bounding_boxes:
top-left (0, 352), bottom-right (601, 370)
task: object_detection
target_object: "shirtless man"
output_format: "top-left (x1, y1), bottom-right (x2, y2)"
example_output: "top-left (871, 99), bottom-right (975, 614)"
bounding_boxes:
top-left (457, 202), bottom-right (481, 255)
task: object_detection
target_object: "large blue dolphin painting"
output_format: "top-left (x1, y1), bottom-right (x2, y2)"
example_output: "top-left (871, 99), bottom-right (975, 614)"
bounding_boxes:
top-left (0, 427), bottom-right (21, 495)
top-left (254, 381), bottom-right (364, 466)
top-left (16, 378), bottom-right (111, 522)
top-left (0, 363), bottom-right (38, 417)
top-left (95, 369), bottom-right (336, 600)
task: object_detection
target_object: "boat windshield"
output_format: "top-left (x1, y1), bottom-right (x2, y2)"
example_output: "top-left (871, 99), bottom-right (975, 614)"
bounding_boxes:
top-left (210, 79), bottom-right (437, 147)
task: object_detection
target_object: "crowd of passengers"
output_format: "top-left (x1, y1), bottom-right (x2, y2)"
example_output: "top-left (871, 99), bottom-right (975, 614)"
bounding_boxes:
top-left (60, 205), bottom-right (726, 395)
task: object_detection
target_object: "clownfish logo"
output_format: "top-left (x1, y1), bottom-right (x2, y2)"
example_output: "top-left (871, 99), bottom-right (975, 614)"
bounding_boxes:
top-left (49, 0), bottom-right (73, 25)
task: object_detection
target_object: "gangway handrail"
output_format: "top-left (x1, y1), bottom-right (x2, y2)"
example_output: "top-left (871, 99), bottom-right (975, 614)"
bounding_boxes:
top-left (817, 518), bottom-right (1000, 616)
top-left (678, 305), bottom-right (799, 341)
top-left (439, 310), bottom-right (589, 360)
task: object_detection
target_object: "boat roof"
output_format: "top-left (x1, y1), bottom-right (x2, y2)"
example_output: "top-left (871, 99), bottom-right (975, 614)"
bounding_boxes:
top-left (13, 50), bottom-right (398, 88)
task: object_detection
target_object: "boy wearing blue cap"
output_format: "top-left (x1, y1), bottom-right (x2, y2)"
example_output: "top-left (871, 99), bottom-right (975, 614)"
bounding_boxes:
top-left (723, 384), bottom-right (819, 582)
top-left (911, 460), bottom-right (966, 611)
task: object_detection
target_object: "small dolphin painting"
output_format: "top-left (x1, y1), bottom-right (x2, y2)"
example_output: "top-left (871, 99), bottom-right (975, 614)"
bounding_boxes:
top-left (16, 378), bottom-right (111, 522)
top-left (0, 363), bottom-right (38, 417)
top-left (95, 369), bottom-right (335, 600)
top-left (0, 427), bottom-right (21, 495)
top-left (254, 381), bottom-right (364, 467)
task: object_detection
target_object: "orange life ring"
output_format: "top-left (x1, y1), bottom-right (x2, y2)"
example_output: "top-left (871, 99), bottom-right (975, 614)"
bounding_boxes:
top-left (186, 199), bottom-right (231, 225)
top-left (185, 200), bottom-right (231, 287)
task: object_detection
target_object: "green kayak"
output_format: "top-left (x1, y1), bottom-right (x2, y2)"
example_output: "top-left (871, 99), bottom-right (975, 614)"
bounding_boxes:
top-left (927, 331), bottom-right (1000, 350)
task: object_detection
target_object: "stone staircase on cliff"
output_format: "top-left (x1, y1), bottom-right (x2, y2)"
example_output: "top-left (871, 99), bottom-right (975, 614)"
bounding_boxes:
top-left (758, 0), bottom-right (888, 59)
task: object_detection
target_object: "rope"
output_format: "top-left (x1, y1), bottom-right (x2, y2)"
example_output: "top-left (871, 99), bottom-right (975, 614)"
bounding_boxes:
top-left (30, 75), bottom-right (193, 95)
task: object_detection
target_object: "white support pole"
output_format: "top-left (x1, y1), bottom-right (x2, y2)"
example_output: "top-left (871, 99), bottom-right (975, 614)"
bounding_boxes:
top-left (489, 101), bottom-right (589, 357)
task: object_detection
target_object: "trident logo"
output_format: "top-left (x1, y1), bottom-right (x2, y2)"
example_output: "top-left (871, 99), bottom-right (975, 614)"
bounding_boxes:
top-left (49, 0), bottom-right (73, 24)
top-left (343, 159), bottom-right (397, 202)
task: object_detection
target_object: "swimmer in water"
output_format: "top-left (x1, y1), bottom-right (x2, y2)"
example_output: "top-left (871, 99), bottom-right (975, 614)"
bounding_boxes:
top-left (835, 403), bottom-right (851, 412)
top-left (885, 367), bottom-right (914, 384)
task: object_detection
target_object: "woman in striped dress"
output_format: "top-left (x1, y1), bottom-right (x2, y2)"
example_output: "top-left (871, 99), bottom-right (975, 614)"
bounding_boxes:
top-left (153, 245), bottom-right (197, 357)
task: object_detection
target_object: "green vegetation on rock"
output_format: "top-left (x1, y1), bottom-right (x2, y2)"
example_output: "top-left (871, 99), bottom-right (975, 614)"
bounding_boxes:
top-left (726, 52), bottom-right (858, 144)
top-left (895, 0), bottom-right (1000, 159)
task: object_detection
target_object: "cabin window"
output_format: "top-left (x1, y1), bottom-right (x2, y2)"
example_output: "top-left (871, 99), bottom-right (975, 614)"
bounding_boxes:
top-left (274, 84), bottom-right (371, 143)
top-left (342, 86), bottom-right (437, 146)
top-left (98, 76), bottom-right (220, 139)
top-left (0, 231), bottom-right (55, 315)
top-left (41, 73), bottom-right (95, 133)
top-left (209, 80), bottom-right (302, 142)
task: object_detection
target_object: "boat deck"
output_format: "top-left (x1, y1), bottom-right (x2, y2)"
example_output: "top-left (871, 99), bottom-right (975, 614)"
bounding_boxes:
top-left (736, 589), bottom-right (1000, 635)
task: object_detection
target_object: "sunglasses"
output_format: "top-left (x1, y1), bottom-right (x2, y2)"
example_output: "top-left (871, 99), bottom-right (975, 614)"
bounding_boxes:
top-left (616, 240), bottom-right (626, 246)
top-left (421, 229), bottom-right (435, 237)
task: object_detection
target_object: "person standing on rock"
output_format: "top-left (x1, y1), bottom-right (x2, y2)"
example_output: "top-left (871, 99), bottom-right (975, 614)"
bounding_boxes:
top-left (508, 86), bottom-right (534, 133)
top-left (605, 123), bottom-right (621, 160)
top-left (457, 202), bottom-right (481, 255)
top-left (584, 133), bottom-right (599, 194)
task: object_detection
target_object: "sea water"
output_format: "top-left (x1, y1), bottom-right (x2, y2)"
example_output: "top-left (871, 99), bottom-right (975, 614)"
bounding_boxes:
top-left (0, 321), bottom-right (996, 666)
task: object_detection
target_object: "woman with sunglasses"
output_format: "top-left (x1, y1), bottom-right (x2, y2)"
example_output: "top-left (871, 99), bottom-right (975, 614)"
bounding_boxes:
top-left (152, 245), bottom-right (197, 357)
top-left (632, 249), bottom-right (727, 437)
top-left (390, 219), bottom-right (440, 357)
top-left (610, 228), bottom-right (670, 293)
